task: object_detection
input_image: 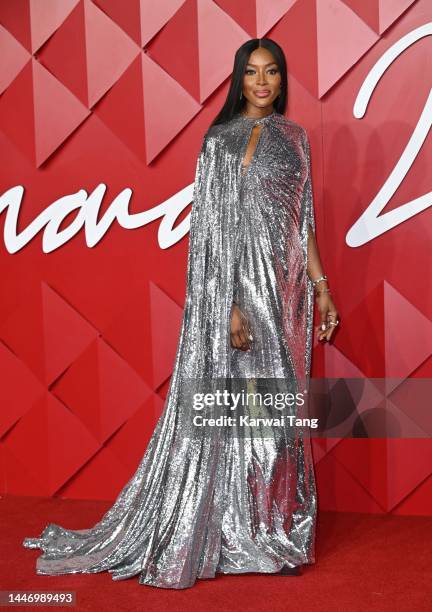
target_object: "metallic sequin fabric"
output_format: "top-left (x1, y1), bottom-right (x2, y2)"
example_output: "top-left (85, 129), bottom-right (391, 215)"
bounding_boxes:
top-left (22, 111), bottom-right (317, 589)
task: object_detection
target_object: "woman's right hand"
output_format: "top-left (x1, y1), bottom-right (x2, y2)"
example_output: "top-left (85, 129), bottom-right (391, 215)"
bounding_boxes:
top-left (230, 303), bottom-right (253, 351)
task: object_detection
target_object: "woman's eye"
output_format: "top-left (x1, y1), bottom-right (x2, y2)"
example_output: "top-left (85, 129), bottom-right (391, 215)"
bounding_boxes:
top-left (245, 68), bottom-right (279, 75)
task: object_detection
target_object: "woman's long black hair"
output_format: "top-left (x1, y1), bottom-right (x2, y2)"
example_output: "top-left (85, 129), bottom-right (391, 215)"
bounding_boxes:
top-left (210, 38), bottom-right (288, 127)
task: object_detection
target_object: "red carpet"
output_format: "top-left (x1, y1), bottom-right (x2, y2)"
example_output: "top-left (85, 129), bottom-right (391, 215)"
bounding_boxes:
top-left (1, 495), bottom-right (431, 612)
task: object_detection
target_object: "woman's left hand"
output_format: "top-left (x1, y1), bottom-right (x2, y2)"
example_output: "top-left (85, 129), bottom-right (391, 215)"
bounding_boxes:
top-left (315, 293), bottom-right (340, 342)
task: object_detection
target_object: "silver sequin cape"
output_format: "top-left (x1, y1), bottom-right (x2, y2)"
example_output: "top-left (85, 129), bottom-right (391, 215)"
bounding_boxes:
top-left (23, 111), bottom-right (317, 589)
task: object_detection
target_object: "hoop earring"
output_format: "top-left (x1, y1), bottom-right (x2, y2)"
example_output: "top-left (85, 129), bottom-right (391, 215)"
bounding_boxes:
top-left (240, 91), bottom-right (243, 100)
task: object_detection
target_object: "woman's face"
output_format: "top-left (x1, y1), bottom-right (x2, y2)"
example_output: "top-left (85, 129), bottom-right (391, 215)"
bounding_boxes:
top-left (242, 47), bottom-right (282, 111)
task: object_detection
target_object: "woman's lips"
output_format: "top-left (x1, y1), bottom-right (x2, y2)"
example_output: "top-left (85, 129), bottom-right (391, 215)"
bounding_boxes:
top-left (254, 90), bottom-right (271, 98)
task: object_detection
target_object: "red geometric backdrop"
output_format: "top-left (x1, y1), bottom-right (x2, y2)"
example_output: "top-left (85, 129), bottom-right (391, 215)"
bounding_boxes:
top-left (0, 0), bottom-right (431, 515)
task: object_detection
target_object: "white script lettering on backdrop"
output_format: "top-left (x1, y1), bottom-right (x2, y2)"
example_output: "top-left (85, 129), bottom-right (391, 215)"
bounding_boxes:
top-left (0, 183), bottom-right (194, 253)
top-left (348, 22), bottom-right (432, 246)
top-left (1, 24), bottom-right (431, 254)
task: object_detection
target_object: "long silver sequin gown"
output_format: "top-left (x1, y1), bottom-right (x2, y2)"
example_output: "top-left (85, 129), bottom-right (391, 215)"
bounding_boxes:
top-left (23, 111), bottom-right (318, 589)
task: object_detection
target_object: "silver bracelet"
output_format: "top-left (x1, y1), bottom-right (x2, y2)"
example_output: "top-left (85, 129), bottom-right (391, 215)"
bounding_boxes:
top-left (312, 274), bottom-right (327, 288)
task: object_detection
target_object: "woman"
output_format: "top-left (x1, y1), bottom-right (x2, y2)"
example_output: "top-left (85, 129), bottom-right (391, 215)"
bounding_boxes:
top-left (23, 38), bottom-right (339, 589)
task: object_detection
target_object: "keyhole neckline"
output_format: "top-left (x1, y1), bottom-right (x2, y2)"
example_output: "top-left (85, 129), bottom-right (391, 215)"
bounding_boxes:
top-left (240, 121), bottom-right (265, 177)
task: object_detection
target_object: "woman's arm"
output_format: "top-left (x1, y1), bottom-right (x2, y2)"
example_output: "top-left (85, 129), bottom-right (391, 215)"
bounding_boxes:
top-left (307, 224), bottom-right (325, 284)
top-left (307, 225), bottom-right (340, 342)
